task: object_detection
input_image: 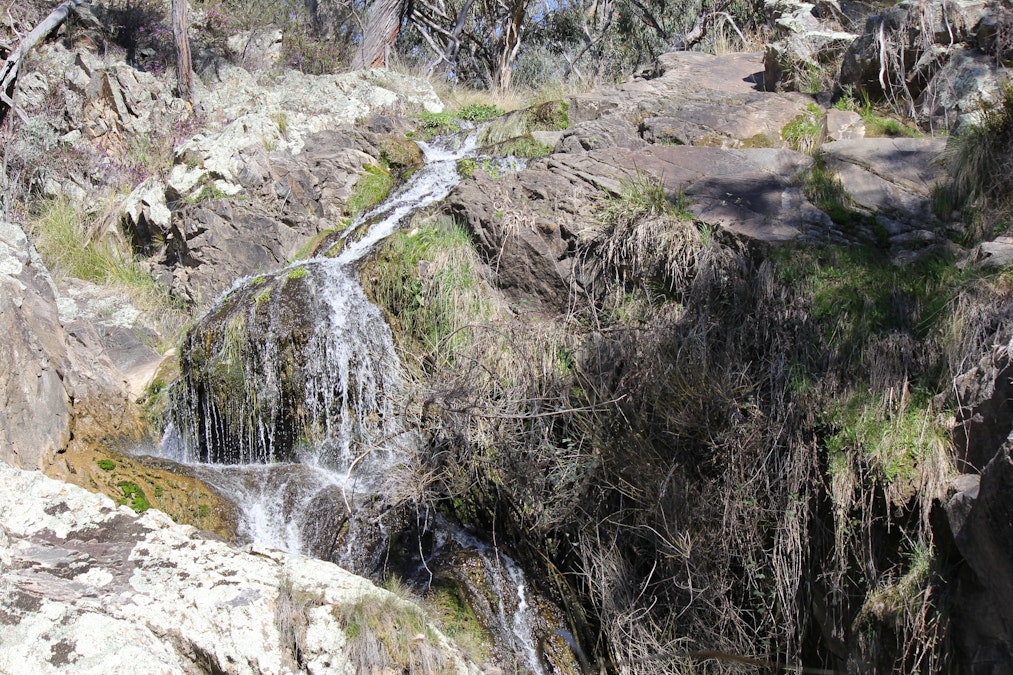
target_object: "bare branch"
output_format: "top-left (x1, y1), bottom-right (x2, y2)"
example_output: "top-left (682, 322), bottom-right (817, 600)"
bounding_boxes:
top-left (0, 0), bottom-right (88, 124)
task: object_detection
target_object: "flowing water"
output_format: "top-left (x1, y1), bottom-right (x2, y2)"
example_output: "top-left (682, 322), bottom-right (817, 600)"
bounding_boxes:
top-left (156, 134), bottom-right (548, 672)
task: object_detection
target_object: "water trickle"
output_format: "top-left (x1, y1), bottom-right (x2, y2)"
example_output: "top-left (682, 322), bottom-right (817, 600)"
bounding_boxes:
top-left (473, 544), bottom-right (547, 675)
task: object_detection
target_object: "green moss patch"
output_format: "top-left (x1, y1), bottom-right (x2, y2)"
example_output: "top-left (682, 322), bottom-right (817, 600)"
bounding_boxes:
top-left (117, 481), bottom-right (151, 513)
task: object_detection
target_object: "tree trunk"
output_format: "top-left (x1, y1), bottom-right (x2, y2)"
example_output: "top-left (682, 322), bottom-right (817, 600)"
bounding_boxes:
top-left (354, 0), bottom-right (404, 69)
top-left (0, 0), bottom-right (87, 124)
top-left (172, 0), bottom-right (193, 102)
top-left (492, 0), bottom-right (527, 93)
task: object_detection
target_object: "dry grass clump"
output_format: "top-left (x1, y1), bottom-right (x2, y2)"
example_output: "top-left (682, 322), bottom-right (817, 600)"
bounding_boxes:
top-left (942, 79), bottom-right (1013, 240)
top-left (334, 586), bottom-right (457, 674)
top-left (24, 196), bottom-right (184, 327)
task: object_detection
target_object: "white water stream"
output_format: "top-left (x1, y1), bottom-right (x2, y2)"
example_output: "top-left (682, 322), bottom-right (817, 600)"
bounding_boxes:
top-left (156, 133), bottom-right (547, 674)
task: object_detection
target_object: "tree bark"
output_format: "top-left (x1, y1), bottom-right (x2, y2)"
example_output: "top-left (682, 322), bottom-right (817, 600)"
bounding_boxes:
top-left (354, 0), bottom-right (405, 69)
top-left (0, 0), bottom-right (88, 124)
top-left (172, 0), bottom-right (193, 102)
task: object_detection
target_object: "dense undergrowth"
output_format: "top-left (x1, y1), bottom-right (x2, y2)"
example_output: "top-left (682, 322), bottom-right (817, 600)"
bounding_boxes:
top-left (361, 169), bottom-right (1013, 672)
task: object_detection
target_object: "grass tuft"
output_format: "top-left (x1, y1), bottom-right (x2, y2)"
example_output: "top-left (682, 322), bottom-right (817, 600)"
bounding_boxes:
top-left (942, 79), bottom-right (1013, 240)
top-left (347, 165), bottom-right (396, 218)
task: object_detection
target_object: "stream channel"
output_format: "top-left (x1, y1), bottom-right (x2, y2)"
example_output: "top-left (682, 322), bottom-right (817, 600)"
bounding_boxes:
top-left (145, 132), bottom-right (552, 673)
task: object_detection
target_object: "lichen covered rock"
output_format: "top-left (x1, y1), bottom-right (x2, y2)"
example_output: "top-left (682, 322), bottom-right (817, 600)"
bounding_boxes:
top-left (0, 462), bottom-right (479, 674)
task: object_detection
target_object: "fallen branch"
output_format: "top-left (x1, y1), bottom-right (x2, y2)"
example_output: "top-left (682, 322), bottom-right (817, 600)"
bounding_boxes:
top-left (0, 0), bottom-right (87, 124)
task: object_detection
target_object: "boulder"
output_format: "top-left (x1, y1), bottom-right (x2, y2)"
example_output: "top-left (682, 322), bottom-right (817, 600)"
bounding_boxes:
top-left (820, 137), bottom-right (947, 226)
top-left (0, 462), bottom-right (479, 674)
top-left (824, 108), bottom-right (865, 140)
top-left (566, 51), bottom-right (812, 148)
top-left (0, 221), bottom-right (139, 471)
top-left (164, 199), bottom-right (310, 303)
top-left (962, 235), bottom-right (1013, 270)
top-left (945, 450), bottom-right (1013, 671)
top-left (559, 118), bottom-right (647, 152)
top-left (840, 0), bottom-right (1007, 128)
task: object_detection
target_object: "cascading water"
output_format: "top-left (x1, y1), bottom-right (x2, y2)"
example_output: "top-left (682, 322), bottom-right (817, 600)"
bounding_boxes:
top-left (156, 131), bottom-right (554, 672)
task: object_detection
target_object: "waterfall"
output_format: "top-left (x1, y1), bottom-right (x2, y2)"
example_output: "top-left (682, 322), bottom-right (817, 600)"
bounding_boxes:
top-left (161, 133), bottom-right (482, 551)
top-left (155, 132), bottom-right (554, 673)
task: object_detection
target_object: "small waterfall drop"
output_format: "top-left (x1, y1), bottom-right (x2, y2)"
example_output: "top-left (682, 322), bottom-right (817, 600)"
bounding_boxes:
top-left (163, 134), bottom-right (480, 553)
top-left (157, 132), bottom-right (554, 672)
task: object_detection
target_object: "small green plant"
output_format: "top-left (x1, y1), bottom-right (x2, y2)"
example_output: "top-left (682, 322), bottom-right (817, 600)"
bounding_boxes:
top-left (254, 289), bottom-right (272, 304)
top-left (117, 481), bottom-right (151, 513)
top-left (287, 266), bottom-right (308, 280)
top-left (863, 115), bottom-right (922, 138)
top-left (605, 171), bottom-right (692, 222)
top-left (782, 103), bottom-right (825, 154)
top-left (97, 459), bottom-right (116, 471)
top-left (411, 111), bottom-right (461, 140)
top-left (457, 103), bottom-right (504, 122)
top-left (194, 183), bottom-right (229, 203)
top-left (456, 158), bottom-right (477, 179)
top-left (347, 165), bottom-right (395, 217)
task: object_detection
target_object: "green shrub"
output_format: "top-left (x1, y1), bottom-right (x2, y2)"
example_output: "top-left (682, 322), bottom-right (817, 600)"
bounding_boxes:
top-left (97, 459), bottom-right (116, 471)
top-left (456, 158), bottom-right (477, 179)
top-left (411, 111), bottom-right (461, 140)
top-left (457, 103), bottom-right (504, 122)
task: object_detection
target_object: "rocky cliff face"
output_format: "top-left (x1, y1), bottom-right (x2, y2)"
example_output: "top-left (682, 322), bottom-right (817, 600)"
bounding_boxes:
top-left (0, 218), bottom-right (139, 471)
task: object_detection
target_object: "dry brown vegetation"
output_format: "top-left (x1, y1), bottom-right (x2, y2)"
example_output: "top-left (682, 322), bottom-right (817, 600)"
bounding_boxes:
top-left (359, 170), bottom-right (1013, 672)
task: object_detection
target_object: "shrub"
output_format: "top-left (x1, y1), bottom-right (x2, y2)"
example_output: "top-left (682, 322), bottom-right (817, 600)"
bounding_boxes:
top-left (97, 459), bottom-right (116, 471)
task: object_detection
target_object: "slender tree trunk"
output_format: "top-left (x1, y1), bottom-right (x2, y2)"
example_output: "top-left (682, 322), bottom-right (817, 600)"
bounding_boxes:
top-left (354, 0), bottom-right (404, 69)
top-left (493, 0), bottom-right (527, 93)
top-left (172, 0), bottom-right (193, 102)
top-left (0, 0), bottom-right (87, 124)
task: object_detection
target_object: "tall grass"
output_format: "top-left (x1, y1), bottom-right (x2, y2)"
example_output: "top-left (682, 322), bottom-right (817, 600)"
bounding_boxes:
top-left (26, 196), bottom-right (181, 321)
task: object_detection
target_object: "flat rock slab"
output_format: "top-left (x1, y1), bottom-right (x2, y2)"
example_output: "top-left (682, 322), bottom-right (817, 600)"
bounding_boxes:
top-left (821, 137), bottom-right (947, 222)
top-left (556, 145), bottom-right (821, 241)
top-left (567, 52), bottom-right (813, 148)
top-left (0, 464), bottom-right (477, 674)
